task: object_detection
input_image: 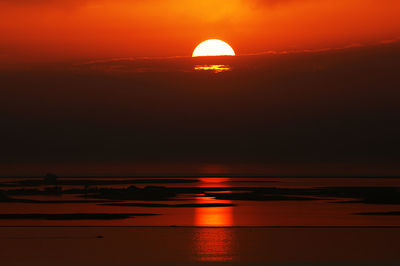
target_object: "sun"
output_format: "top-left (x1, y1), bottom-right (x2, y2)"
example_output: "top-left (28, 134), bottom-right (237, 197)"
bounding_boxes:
top-left (192, 39), bottom-right (235, 57)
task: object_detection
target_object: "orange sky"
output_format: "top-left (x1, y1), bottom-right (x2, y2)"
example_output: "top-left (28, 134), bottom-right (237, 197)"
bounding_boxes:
top-left (0, 0), bottom-right (399, 62)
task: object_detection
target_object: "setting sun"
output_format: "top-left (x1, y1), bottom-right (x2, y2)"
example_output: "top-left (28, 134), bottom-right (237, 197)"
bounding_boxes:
top-left (192, 39), bottom-right (235, 57)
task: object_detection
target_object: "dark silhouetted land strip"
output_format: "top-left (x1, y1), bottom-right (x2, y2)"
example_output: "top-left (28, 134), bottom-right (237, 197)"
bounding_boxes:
top-left (3, 184), bottom-right (400, 207)
top-left (0, 213), bottom-right (158, 220)
top-left (356, 211), bottom-right (400, 216)
top-left (89, 186), bottom-right (178, 201)
top-left (0, 198), bottom-right (116, 204)
top-left (2, 175), bottom-right (400, 179)
top-left (100, 202), bottom-right (235, 207)
top-left (0, 178), bottom-right (199, 187)
top-left (204, 192), bottom-right (317, 201)
top-left (0, 190), bottom-right (116, 204)
top-left (229, 180), bottom-right (276, 183)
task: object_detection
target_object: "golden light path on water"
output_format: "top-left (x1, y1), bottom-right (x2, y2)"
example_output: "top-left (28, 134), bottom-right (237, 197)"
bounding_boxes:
top-left (194, 65), bottom-right (231, 73)
top-left (193, 178), bottom-right (235, 262)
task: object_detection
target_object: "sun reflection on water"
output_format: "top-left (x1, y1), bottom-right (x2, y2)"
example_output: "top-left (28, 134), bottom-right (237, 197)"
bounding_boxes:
top-left (195, 200), bottom-right (233, 227)
top-left (193, 228), bottom-right (234, 262)
top-left (194, 64), bottom-right (231, 73)
top-left (193, 177), bottom-right (234, 261)
top-left (195, 178), bottom-right (233, 227)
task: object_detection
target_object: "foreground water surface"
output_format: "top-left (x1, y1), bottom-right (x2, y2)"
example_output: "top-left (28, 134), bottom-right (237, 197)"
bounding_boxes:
top-left (1, 227), bottom-right (399, 265)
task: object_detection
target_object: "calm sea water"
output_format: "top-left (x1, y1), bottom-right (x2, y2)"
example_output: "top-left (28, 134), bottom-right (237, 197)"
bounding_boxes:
top-left (1, 227), bottom-right (400, 265)
top-left (1, 177), bottom-right (400, 226)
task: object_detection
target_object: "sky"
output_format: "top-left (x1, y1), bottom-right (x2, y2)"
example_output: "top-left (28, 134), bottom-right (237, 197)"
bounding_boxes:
top-left (0, 0), bottom-right (399, 62)
top-left (1, 41), bottom-right (400, 175)
top-left (0, 1), bottom-right (399, 176)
